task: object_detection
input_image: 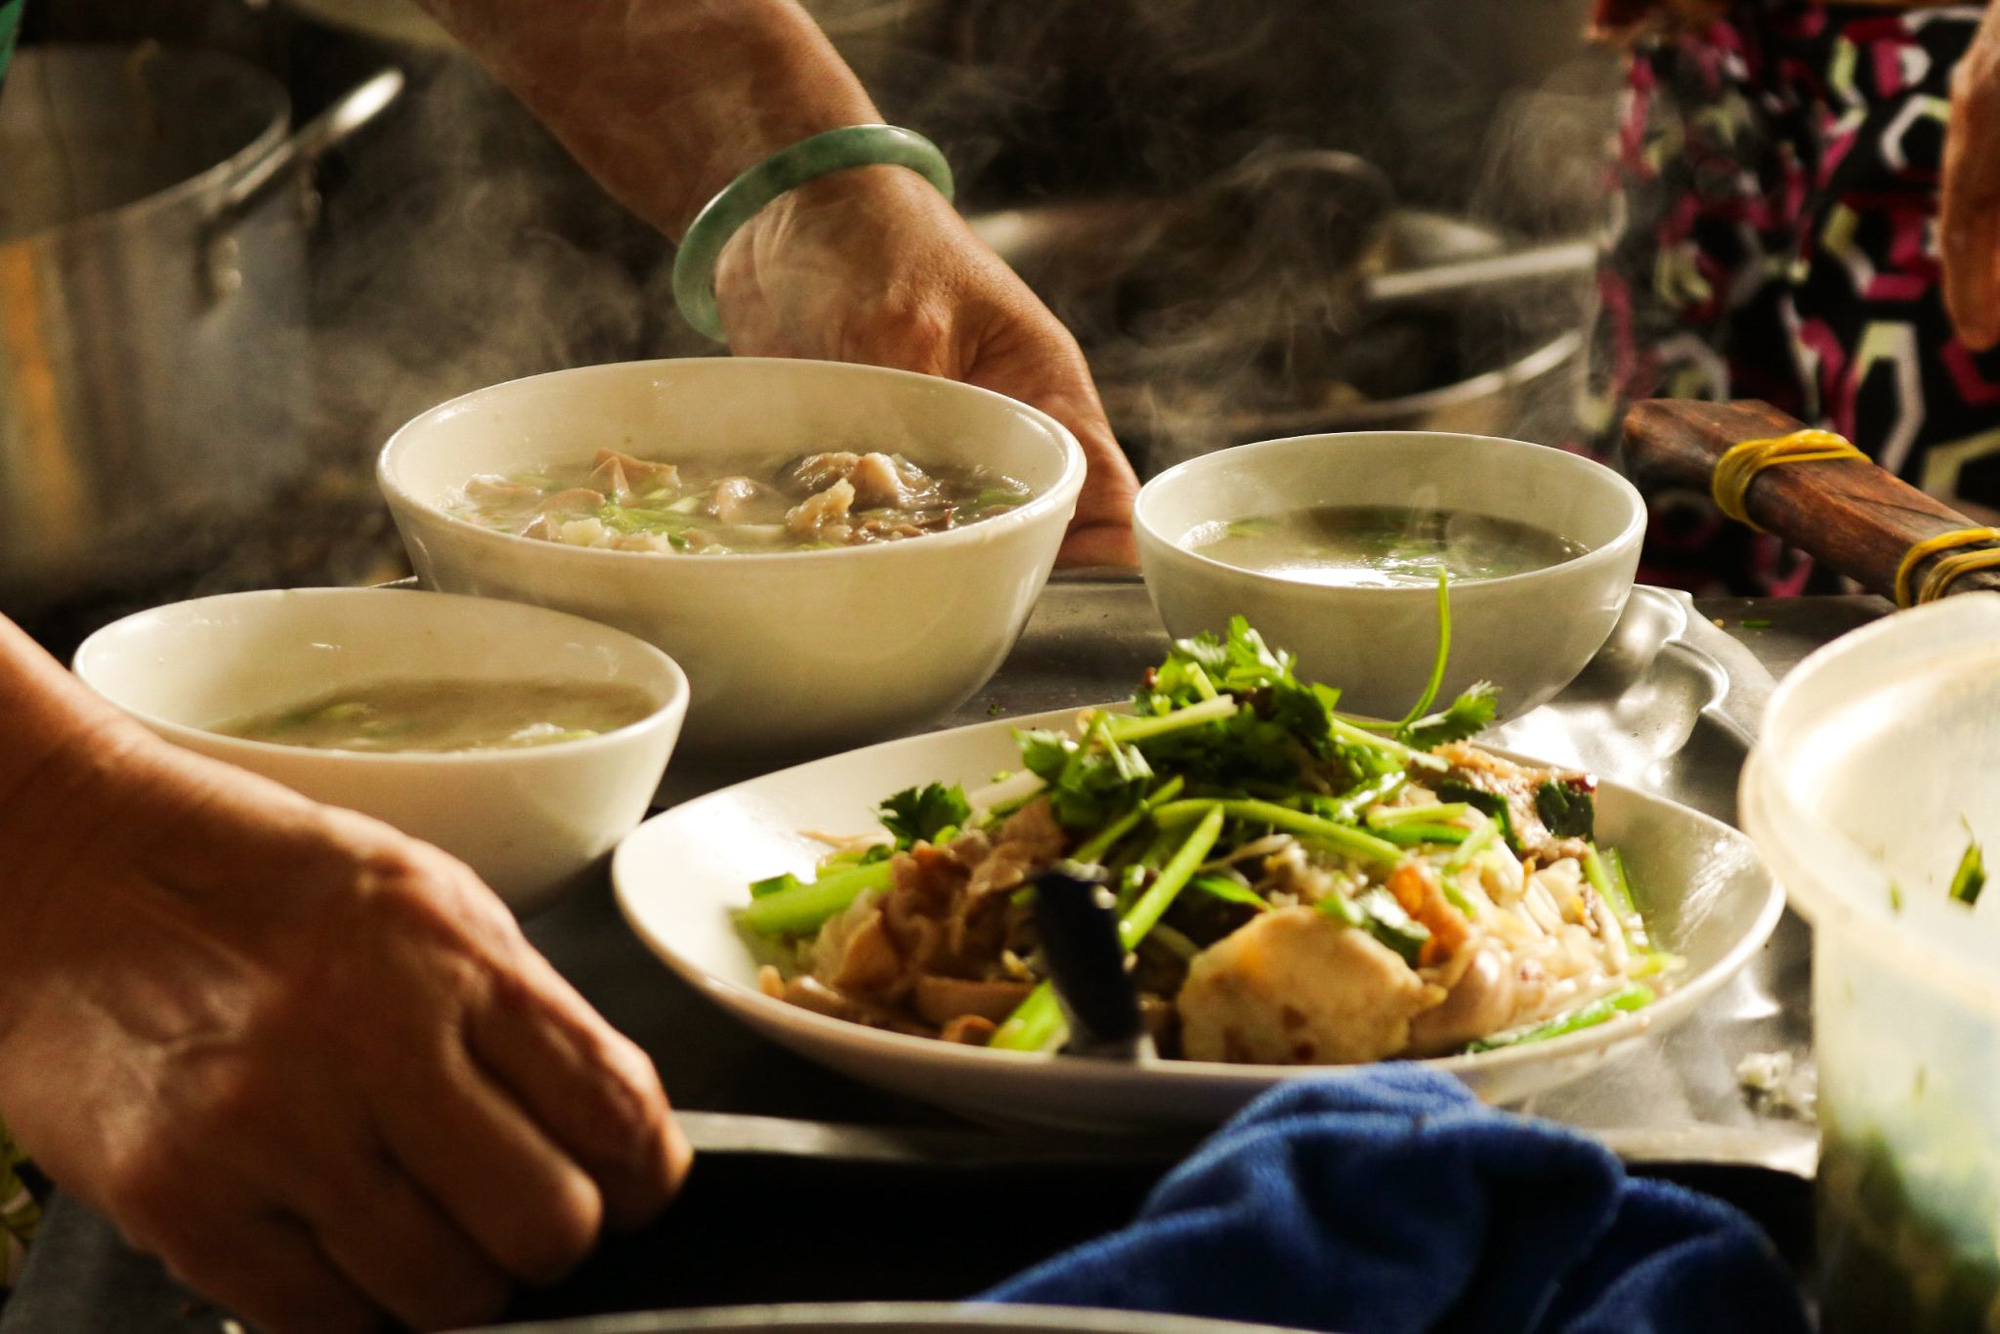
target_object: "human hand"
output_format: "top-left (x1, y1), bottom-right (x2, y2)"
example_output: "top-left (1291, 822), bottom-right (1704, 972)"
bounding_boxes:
top-left (1943, 4), bottom-right (2000, 351)
top-left (0, 722), bottom-right (689, 1333)
top-left (714, 165), bottom-right (1141, 566)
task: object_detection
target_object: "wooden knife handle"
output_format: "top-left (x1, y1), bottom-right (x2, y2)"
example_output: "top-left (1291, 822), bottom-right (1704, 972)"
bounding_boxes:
top-left (1621, 398), bottom-right (2000, 601)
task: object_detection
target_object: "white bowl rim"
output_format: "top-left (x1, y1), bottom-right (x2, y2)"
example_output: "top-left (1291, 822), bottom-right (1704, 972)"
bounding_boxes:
top-left (1740, 594), bottom-right (2000, 1012)
top-left (1134, 430), bottom-right (1648, 598)
top-left (613, 710), bottom-right (1785, 1094)
top-left (74, 587), bottom-right (692, 768)
top-left (376, 357), bottom-right (1089, 567)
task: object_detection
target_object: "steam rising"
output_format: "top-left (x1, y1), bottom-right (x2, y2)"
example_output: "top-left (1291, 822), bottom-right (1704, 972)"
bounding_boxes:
top-left (309, 59), bottom-right (662, 457)
top-left (15, 0), bottom-right (1618, 650)
top-left (870, 0), bottom-right (1617, 473)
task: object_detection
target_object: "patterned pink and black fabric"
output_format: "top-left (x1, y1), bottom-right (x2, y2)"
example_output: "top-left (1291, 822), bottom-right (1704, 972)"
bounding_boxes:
top-left (1594, 2), bottom-right (2000, 595)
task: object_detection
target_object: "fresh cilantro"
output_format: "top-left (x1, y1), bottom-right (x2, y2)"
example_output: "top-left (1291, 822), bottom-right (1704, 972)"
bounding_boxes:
top-left (1017, 729), bottom-right (1074, 782)
top-left (1016, 728), bottom-right (1150, 830)
top-left (1126, 621), bottom-right (1348, 786)
top-left (1437, 779), bottom-right (1520, 853)
top-left (1392, 569), bottom-right (1454, 731)
top-left (1144, 617), bottom-right (1298, 710)
top-left (1268, 679), bottom-right (1342, 759)
top-left (1534, 780), bottom-right (1596, 841)
top-left (1399, 682), bottom-right (1498, 750)
top-left (1138, 707), bottom-right (1297, 789)
top-left (876, 782), bottom-right (971, 849)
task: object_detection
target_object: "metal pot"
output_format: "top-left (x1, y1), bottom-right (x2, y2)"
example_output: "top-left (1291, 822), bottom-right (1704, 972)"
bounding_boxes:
top-left (1118, 324), bottom-right (1586, 476)
top-left (276, 0), bottom-right (932, 93)
top-left (969, 176), bottom-right (1593, 475)
top-left (0, 45), bottom-right (400, 616)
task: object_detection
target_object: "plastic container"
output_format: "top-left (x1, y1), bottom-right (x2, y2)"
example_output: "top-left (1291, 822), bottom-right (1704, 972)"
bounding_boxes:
top-left (1742, 593), bottom-right (2000, 1333)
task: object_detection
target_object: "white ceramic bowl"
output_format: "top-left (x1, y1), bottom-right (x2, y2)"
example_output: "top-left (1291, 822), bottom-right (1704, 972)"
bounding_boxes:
top-left (378, 358), bottom-right (1086, 757)
top-left (614, 705), bottom-right (1783, 1130)
top-left (74, 588), bottom-right (689, 916)
top-left (1135, 432), bottom-right (1646, 722)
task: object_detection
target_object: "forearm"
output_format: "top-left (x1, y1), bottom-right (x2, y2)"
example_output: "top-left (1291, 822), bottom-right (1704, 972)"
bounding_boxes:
top-left (416, 0), bottom-right (880, 238)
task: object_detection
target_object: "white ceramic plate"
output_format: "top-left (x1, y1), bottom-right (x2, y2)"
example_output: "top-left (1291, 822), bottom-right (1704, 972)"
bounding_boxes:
top-left (614, 708), bottom-right (1784, 1129)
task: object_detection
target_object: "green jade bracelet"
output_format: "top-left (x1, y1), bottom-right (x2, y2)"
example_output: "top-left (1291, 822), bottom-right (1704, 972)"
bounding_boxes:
top-left (672, 124), bottom-right (955, 341)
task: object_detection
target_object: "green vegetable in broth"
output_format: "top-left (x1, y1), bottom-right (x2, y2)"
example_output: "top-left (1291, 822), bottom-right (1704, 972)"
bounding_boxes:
top-left (1951, 837), bottom-right (1985, 906)
top-left (1190, 504), bottom-right (1586, 589)
top-left (216, 679), bottom-right (657, 753)
top-left (448, 447), bottom-right (1030, 555)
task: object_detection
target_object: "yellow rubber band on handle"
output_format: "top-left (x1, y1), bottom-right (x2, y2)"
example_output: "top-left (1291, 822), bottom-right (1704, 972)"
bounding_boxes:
top-left (1916, 548), bottom-right (2000, 606)
top-left (1711, 428), bottom-right (1866, 531)
top-left (1895, 527), bottom-right (2000, 607)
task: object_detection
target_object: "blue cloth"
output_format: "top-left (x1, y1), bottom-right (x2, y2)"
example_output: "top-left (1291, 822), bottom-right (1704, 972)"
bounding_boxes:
top-left (983, 1068), bottom-right (1810, 1334)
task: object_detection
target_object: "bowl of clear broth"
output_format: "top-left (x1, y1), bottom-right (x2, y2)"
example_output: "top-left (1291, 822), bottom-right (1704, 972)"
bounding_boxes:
top-left (378, 358), bottom-right (1085, 756)
top-left (73, 588), bottom-right (689, 915)
top-left (1134, 431), bottom-right (1644, 721)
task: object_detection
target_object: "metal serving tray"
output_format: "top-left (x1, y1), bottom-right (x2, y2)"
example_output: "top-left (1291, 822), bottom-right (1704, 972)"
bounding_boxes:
top-left (0, 575), bottom-right (1838, 1334)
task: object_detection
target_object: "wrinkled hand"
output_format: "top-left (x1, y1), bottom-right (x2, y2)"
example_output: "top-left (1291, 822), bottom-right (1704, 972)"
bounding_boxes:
top-left (714, 166), bottom-right (1140, 566)
top-left (1943, 5), bottom-right (2000, 351)
top-left (0, 721), bottom-right (689, 1334)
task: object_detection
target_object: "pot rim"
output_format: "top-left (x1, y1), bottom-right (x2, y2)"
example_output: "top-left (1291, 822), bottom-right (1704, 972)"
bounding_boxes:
top-left (0, 43), bottom-right (293, 249)
top-left (1102, 327), bottom-right (1583, 435)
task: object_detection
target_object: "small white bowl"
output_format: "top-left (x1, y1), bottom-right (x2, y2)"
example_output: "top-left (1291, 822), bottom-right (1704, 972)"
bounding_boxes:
top-left (378, 358), bottom-right (1086, 757)
top-left (1135, 432), bottom-right (1645, 721)
top-left (73, 588), bottom-right (689, 916)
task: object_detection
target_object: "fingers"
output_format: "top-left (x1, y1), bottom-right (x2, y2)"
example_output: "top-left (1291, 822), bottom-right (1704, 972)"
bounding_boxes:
top-left (1944, 28), bottom-right (2000, 350)
top-left (1064, 420), bottom-right (1142, 564)
top-left (957, 309), bottom-right (1142, 564)
top-left (373, 1037), bottom-right (607, 1287)
top-left (133, 1197), bottom-right (380, 1334)
top-left (1048, 412), bottom-right (1141, 569)
top-left (1058, 520), bottom-right (1140, 567)
top-left (465, 959), bottom-right (691, 1232)
top-left (267, 1127), bottom-right (511, 1332)
top-left (102, 1043), bottom-right (515, 1332)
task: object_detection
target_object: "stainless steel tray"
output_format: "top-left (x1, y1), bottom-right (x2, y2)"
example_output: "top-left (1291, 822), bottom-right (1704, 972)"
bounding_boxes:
top-left (0, 574), bottom-right (1832, 1334)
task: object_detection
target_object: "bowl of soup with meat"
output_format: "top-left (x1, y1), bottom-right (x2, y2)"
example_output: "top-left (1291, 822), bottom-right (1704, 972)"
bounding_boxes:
top-left (379, 358), bottom-right (1086, 756)
top-left (1134, 431), bottom-right (1645, 721)
top-left (73, 588), bottom-right (690, 915)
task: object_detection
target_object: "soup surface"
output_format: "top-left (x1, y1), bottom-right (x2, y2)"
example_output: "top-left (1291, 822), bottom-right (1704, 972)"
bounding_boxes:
top-left (446, 448), bottom-right (1031, 554)
top-left (1190, 504), bottom-right (1585, 589)
top-left (216, 679), bottom-right (658, 753)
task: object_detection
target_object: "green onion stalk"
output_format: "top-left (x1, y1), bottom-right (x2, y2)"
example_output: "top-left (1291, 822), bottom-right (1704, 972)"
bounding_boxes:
top-left (737, 861), bottom-right (895, 936)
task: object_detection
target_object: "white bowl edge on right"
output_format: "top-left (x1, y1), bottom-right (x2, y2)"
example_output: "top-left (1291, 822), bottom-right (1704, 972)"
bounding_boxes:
top-left (1134, 432), bottom-right (1645, 722)
top-left (1741, 592), bottom-right (2000, 1327)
